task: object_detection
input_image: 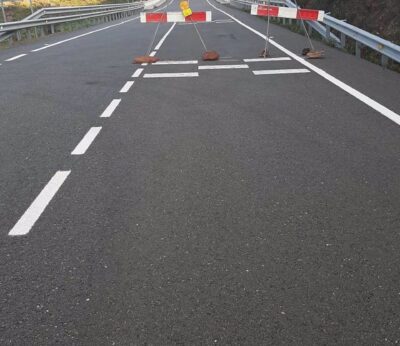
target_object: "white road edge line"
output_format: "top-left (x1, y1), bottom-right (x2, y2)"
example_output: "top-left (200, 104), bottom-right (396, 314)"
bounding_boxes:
top-left (206, 0), bottom-right (400, 126)
top-left (31, 20), bottom-right (138, 52)
top-left (8, 171), bottom-right (71, 236)
top-left (132, 68), bottom-right (144, 78)
top-left (30, 0), bottom-right (175, 52)
top-left (143, 72), bottom-right (199, 78)
top-left (154, 22), bottom-right (176, 50)
top-left (5, 54), bottom-right (27, 61)
top-left (71, 127), bottom-right (102, 155)
top-left (154, 60), bottom-right (198, 65)
top-left (100, 99), bottom-right (121, 118)
top-left (120, 81), bottom-right (134, 93)
top-left (198, 64), bottom-right (249, 70)
top-left (253, 68), bottom-right (310, 75)
top-left (244, 57), bottom-right (291, 62)
top-left (149, 51), bottom-right (157, 57)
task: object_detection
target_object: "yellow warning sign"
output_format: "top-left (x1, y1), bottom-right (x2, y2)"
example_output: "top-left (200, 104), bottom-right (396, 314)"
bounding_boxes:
top-left (180, 0), bottom-right (192, 17)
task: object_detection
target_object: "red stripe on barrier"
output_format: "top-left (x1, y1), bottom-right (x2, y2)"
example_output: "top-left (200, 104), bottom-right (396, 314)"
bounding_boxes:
top-left (257, 5), bottom-right (279, 17)
top-left (185, 12), bottom-right (207, 22)
top-left (146, 13), bottom-right (167, 22)
top-left (297, 9), bottom-right (319, 21)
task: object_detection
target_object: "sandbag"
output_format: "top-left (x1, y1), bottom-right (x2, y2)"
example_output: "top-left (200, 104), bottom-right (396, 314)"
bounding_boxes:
top-left (133, 56), bottom-right (160, 64)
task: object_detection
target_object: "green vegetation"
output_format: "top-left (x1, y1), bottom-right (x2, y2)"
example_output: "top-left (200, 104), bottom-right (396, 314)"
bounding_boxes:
top-left (1, 0), bottom-right (128, 22)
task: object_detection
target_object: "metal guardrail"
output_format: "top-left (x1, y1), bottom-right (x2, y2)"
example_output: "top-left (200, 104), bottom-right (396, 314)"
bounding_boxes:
top-left (0, 2), bottom-right (145, 43)
top-left (228, 0), bottom-right (400, 66)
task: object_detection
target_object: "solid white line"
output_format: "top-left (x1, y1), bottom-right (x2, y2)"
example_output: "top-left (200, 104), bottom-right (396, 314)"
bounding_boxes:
top-left (120, 81), bottom-right (134, 93)
top-left (154, 22), bottom-right (176, 50)
top-left (149, 51), bottom-right (157, 57)
top-left (30, 0), bottom-right (176, 52)
top-left (5, 54), bottom-right (27, 61)
top-left (206, 0), bottom-right (400, 126)
top-left (153, 60), bottom-right (198, 65)
top-left (143, 72), bottom-right (199, 78)
top-left (132, 68), bottom-right (144, 78)
top-left (198, 64), bottom-right (249, 70)
top-left (244, 57), bottom-right (291, 62)
top-left (100, 99), bottom-right (121, 118)
top-left (8, 171), bottom-right (71, 236)
top-left (141, 63), bottom-right (148, 66)
top-left (253, 68), bottom-right (310, 75)
top-left (31, 20), bottom-right (138, 52)
top-left (71, 127), bottom-right (102, 155)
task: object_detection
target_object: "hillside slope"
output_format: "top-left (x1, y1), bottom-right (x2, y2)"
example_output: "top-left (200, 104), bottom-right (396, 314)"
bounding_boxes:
top-left (298, 0), bottom-right (400, 44)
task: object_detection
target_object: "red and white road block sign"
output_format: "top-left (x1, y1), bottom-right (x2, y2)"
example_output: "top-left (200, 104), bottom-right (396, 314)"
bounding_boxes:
top-left (140, 11), bottom-right (212, 23)
top-left (251, 5), bottom-right (324, 21)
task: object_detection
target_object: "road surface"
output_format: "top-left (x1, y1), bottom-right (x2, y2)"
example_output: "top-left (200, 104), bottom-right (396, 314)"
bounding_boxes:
top-left (1, 0), bottom-right (400, 344)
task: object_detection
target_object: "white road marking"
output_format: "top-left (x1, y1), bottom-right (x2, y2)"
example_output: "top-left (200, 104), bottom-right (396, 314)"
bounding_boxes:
top-left (8, 171), bottom-right (71, 236)
top-left (143, 72), bottom-right (199, 78)
top-left (30, 0), bottom-right (175, 52)
top-left (5, 54), bottom-right (27, 61)
top-left (132, 68), bottom-right (144, 78)
top-left (141, 63), bottom-right (148, 66)
top-left (154, 60), bottom-right (198, 65)
top-left (244, 57), bottom-right (291, 62)
top-left (198, 64), bottom-right (249, 70)
top-left (253, 68), bottom-right (310, 75)
top-left (31, 20), bottom-right (138, 52)
top-left (120, 81), bottom-right (134, 93)
top-left (206, 0), bottom-right (400, 126)
top-left (100, 99), bottom-right (121, 118)
top-left (71, 127), bottom-right (102, 155)
top-left (214, 19), bottom-right (234, 23)
top-left (154, 22), bottom-right (176, 50)
top-left (149, 51), bottom-right (157, 57)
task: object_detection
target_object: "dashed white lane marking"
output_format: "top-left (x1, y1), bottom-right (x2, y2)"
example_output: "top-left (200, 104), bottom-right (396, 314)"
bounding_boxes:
top-left (198, 64), bottom-right (249, 70)
top-left (214, 19), bottom-right (234, 23)
top-left (207, 0), bottom-right (400, 126)
top-left (154, 22), bottom-right (176, 50)
top-left (244, 57), bottom-right (291, 62)
top-left (100, 99), bottom-right (121, 118)
top-left (132, 68), bottom-right (144, 78)
top-left (8, 171), bottom-right (71, 236)
top-left (143, 72), bottom-right (199, 78)
top-left (154, 60), bottom-right (198, 65)
top-left (149, 51), bottom-right (157, 57)
top-left (141, 63), bottom-right (148, 66)
top-left (71, 127), bottom-right (102, 155)
top-left (253, 68), bottom-right (310, 75)
top-left (120, 81), bottom-right (134, 93)
top-left (5, 54), bottom-right (27, 61)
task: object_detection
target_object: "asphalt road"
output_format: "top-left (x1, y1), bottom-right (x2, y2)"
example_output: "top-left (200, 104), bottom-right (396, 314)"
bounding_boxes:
top-left (1, 0), bottom-right (400, 344)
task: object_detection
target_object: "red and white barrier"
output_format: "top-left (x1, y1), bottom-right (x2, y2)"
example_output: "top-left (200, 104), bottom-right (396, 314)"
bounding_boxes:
top-left (251, 5), bottom-right (324, 22)
top-left (140, 11), bottom-right (212, 23)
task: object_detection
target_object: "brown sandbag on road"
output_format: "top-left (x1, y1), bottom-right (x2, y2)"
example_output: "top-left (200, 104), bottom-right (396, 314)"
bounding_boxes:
top-left (202, 51), bottom-right (219, 61)
top-left (133, 56), bottom-right (160, 64)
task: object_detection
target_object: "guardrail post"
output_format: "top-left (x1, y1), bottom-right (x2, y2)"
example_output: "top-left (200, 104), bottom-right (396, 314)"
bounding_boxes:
top-left (16, 31), bottom-right (21, 41)
top-left (381, 54), bottom-right (388, 68)
top-left (325, 25), bottom-right (331, 42)
top-left (355, 41), bottom-right (362, 58)
top-left (308, 23), bottom-right (312, 36)
top-left (50, 24), bottom-right (55, 34)
top-left (340, 32), bottom-right (346, 49)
